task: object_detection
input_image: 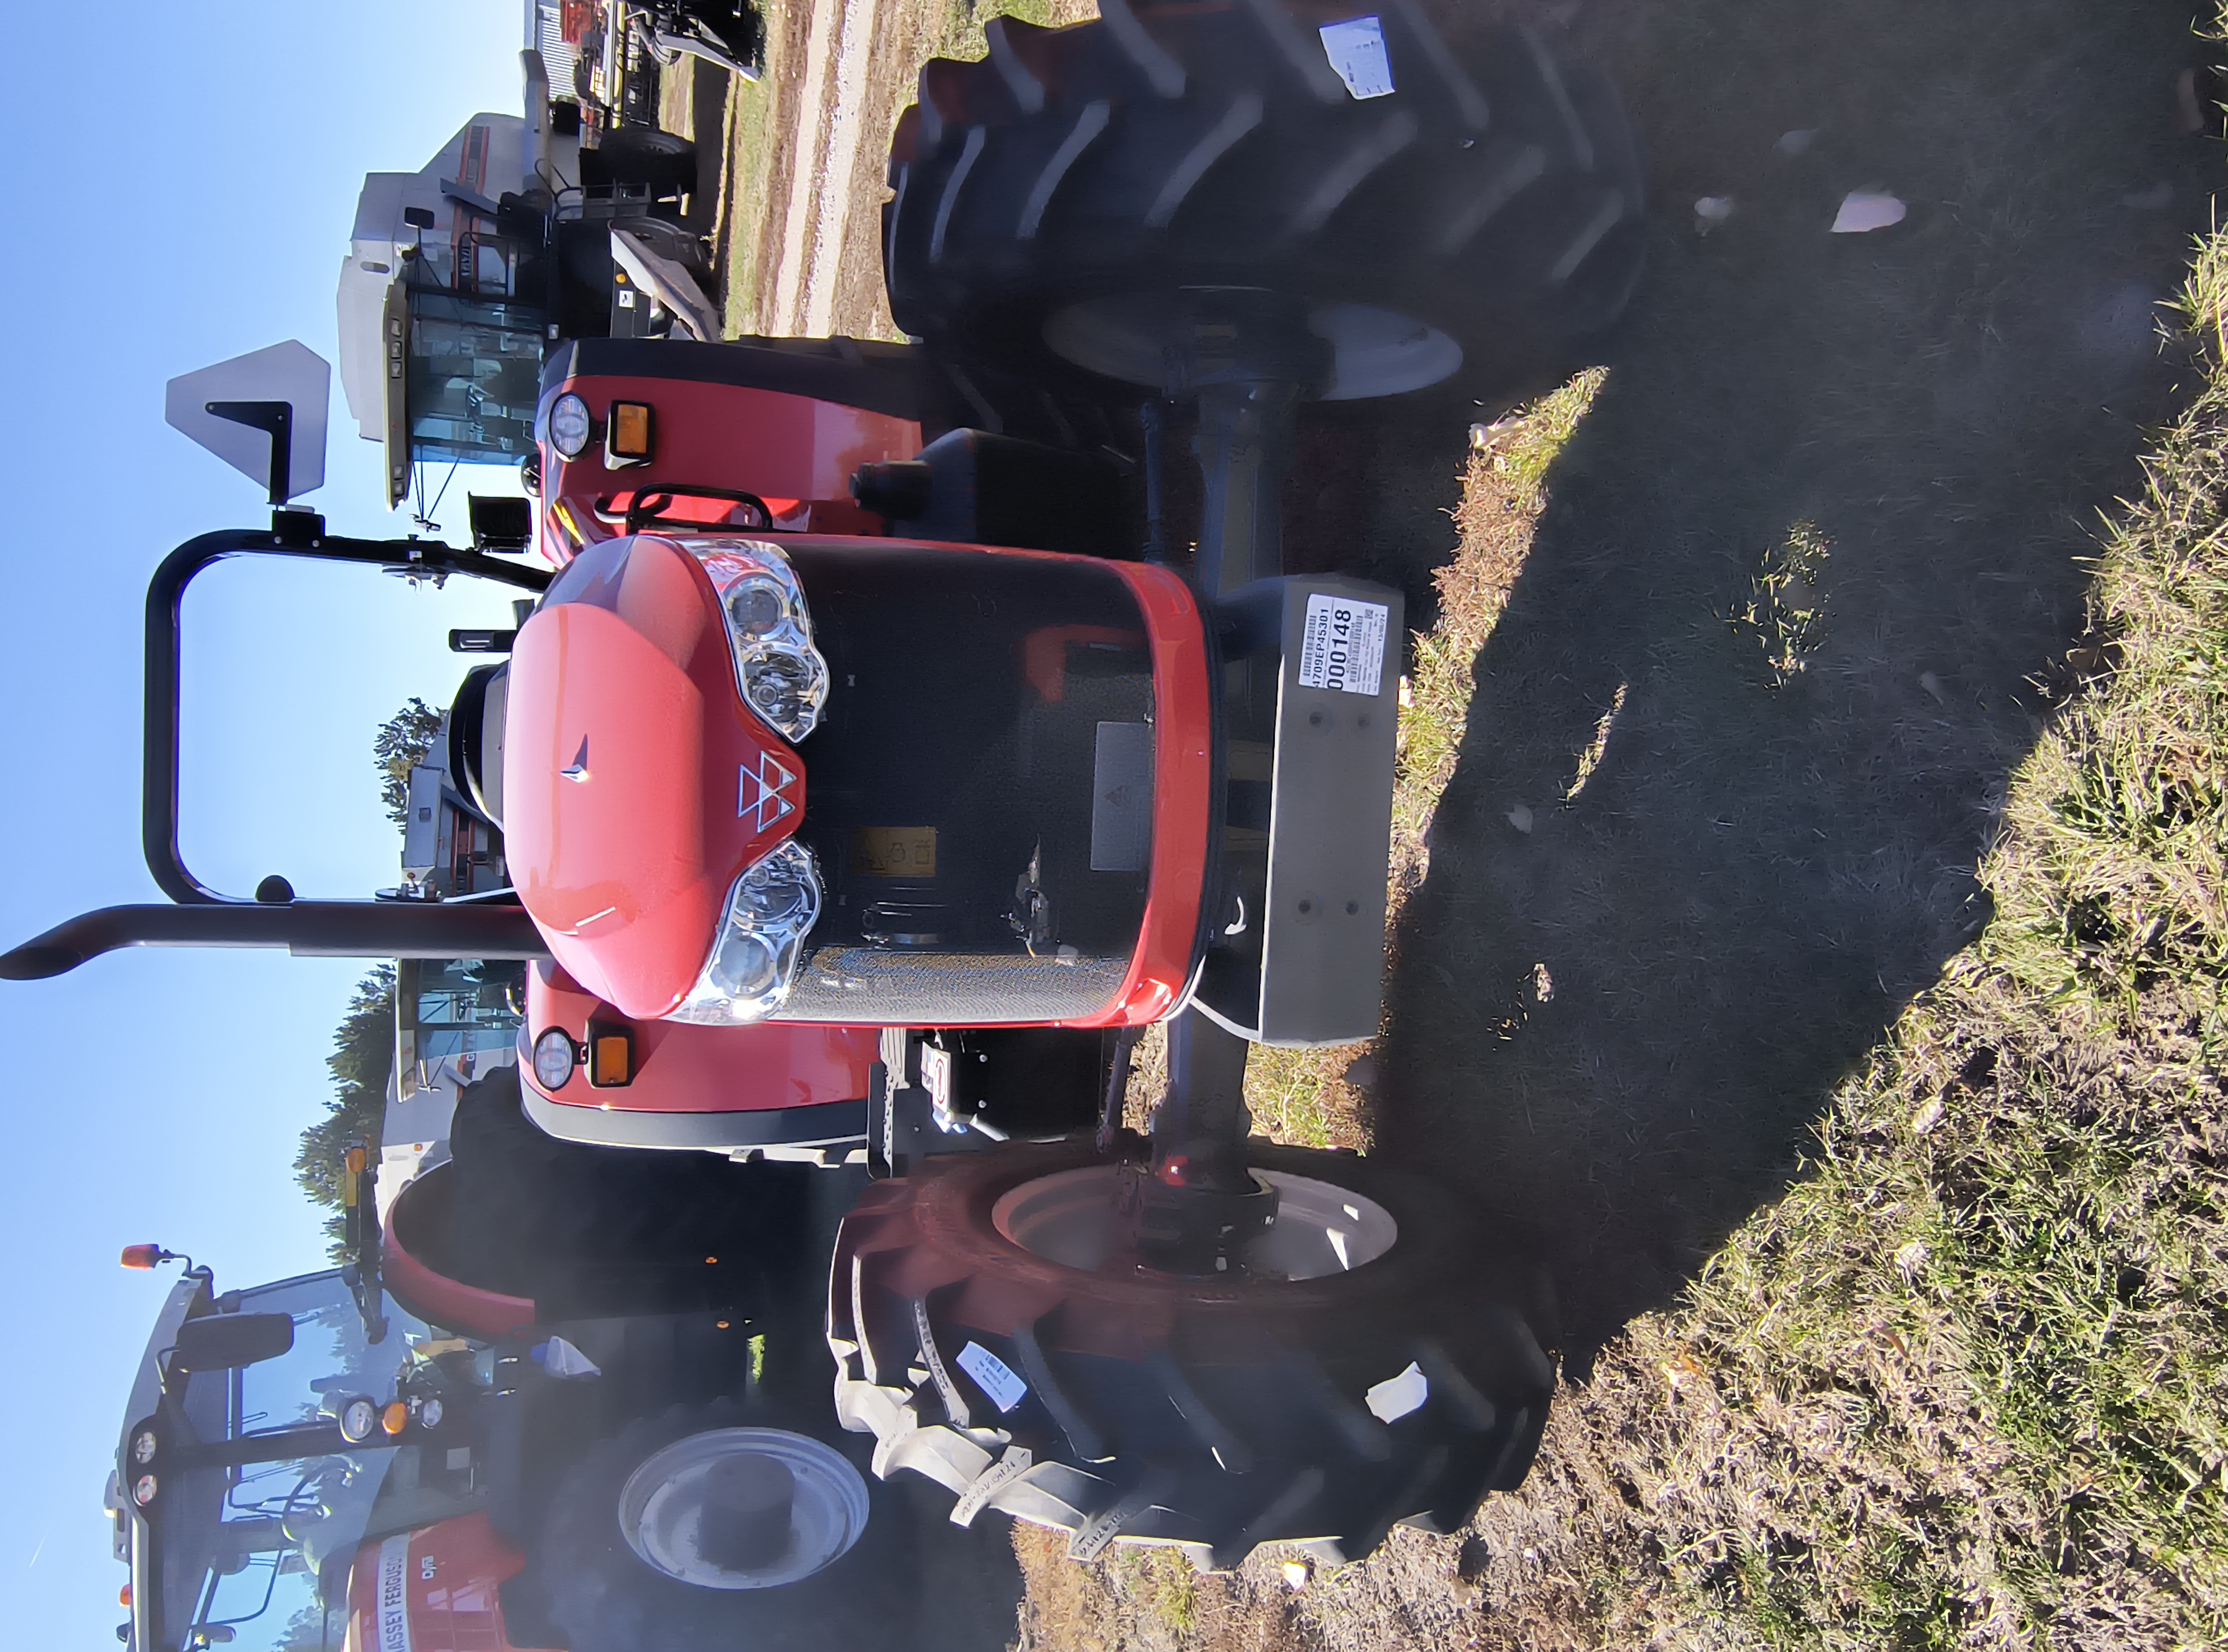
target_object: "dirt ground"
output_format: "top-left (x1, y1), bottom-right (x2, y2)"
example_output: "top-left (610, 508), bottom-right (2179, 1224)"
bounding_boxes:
top-left (1375, 0), bottom-right (2209, 1361)
top-left (681, 0), bottom-right (2224, 1644)
top-left (690, 0), bottom-right (1093, 342)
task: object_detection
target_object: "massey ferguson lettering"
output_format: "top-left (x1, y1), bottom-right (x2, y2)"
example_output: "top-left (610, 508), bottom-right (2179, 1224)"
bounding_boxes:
top-left (377, 1534), bottom-right (414, 1652)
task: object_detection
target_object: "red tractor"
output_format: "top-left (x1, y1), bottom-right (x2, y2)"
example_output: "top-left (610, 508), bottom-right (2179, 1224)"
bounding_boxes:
top-left (17, 1), bottom-right (1642, 1615)
top-left (106, 1118), bottom-right (1028, 1652)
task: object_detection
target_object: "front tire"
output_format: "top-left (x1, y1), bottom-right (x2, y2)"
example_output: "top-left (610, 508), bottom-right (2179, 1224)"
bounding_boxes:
top-left (828, 1139), bottom-right (1555, 1568)
top-left (884, 6), bottom-right (1643, 413)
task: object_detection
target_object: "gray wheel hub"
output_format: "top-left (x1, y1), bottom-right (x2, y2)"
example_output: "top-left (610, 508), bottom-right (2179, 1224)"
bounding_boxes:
top-left (992, 1165), bottom-right (1400, 1279)
top-left (1044, 293), bottom-right (1463, 401)
top-left (617, 1427), bottom-right (869, 1590)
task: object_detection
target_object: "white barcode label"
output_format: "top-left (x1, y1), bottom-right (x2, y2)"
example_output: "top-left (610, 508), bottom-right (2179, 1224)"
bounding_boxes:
top-left (1297, 595), bottom-right (1389, 696)
top-left (1319, 15), bottom-right (1396, 100)
top-left (956, 1340), bottom-right (1029, 1412)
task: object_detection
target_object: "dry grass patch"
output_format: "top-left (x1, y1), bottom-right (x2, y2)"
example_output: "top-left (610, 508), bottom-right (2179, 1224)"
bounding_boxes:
top-left (1212, 372), bottom-right (1610, 1159)
top-left (1014, 1524), bottom-right (1300, 1652)
top-left (1400, 369), bottom-right (1609, 858)
top-left (1728, 518), bottom-right (1832, 689)
top-left (716, 31), bottom-right (785, 331)
top-left (1452, 236), bottom-right (2228, 1651)
top-left (936, 0), bottom-right (1098, 61)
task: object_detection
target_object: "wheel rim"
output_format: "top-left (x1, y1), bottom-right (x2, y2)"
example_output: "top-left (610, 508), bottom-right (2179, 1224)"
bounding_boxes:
top-left (992, 1166), bottom-right (1399, 1280)
top-left (1043, 293), bottom-right (1463, 401)
top-left (617, 1428), bottom-right (869, 1591)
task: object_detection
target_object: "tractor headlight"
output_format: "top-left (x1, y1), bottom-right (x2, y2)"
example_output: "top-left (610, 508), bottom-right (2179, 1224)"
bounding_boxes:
top-left (531, 1028), bottom-right (578, 1091)
top-left (337, 1397), bottom-right (380, 1446)
top-left (683, 540), bottom-right (829, 741)
top-left (670, 839), bottom-right (822, 1025)
top-left (547, 392), bottom-right (592, 461)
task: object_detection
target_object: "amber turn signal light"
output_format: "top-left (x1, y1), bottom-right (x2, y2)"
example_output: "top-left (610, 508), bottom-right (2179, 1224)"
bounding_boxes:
top-left (120, 1245), bottom-right (167, 1271)
top-left (606, 401), bottom-right (653, 465)
top-left (381, 1403), bottom-right (410, 1436)
top-left (587, 1023), bottom-right (634, 1088)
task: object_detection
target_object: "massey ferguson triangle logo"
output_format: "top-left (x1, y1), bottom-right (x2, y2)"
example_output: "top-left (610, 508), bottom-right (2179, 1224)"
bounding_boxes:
top-left (740, 751), bottom-right (797, 831)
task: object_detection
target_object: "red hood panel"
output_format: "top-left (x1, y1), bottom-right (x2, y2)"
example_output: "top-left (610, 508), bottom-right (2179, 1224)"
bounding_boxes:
top-left (506, 536), bottom-right (803, 1018)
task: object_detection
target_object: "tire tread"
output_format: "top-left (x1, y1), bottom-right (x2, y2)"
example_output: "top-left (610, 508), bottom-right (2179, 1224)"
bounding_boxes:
top-left (827, 1140), bottom-right (1556, 1568)
top-left (885, 8), bottom-right (1643, 411)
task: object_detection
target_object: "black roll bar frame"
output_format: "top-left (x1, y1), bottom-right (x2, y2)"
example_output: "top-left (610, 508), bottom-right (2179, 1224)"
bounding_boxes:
top-left (1, 517), bottom-right (556, 981)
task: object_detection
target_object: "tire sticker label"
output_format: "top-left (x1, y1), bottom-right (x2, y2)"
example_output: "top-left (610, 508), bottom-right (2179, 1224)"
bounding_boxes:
top-left (956, 1340), bottom-right (1029, 1412)
top-left (1297, 595), bottom-right (1389, 697)
top-left (1319, 16), bottom-right (1396, 101)
top-left (1365, 1360), bottom-right (1431, 1423)
top-left (376, 1533), bottom-right (414, 1652)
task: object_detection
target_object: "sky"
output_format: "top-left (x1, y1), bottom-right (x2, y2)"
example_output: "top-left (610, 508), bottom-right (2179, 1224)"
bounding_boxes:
top-left (0, 5), bottom-right (528, 1641)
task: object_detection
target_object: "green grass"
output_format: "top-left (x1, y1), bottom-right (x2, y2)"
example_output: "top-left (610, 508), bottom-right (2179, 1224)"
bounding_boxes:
top-left (720, 67), bottom-right (780, 335)
top-left (1728, 518), bottom-right (1833, 689)
top-left (1237, 1043), bottom-right (1364, 1151)
top-left (1106, 1545), bottom-right (1201, 1634)
top-left (1551, 230), bottom-right (2228, 1650)
top-left (932, 0), bottom-right (1092, 62)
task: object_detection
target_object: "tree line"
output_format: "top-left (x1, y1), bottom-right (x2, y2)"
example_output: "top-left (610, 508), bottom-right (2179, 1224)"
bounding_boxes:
top-left (296, 699), bottom-right (445, 1255)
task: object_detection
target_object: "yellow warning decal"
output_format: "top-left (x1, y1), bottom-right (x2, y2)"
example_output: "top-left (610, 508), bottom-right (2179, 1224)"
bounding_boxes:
top-left (850, 827), bottom-right (937, 878)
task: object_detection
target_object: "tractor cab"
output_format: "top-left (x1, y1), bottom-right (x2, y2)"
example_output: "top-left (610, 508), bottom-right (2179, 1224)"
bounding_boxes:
top-left (111, 1265), bottom-right (466, 1652)
top-left (336, 65), bottom-right (723, 517)
top-left (337, 112), bottom-right (553, 511)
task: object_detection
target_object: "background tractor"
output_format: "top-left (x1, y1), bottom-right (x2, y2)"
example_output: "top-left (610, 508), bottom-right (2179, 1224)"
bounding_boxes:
top-left (107, 1112), bottom-right (1018, 1652)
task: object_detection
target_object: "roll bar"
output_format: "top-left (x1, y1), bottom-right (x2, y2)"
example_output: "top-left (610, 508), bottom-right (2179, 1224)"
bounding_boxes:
top-left (1, 515), bottom-right (554, 981)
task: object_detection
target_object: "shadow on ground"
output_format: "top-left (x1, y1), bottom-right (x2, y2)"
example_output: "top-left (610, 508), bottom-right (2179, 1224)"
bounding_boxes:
top-left (1349, 0), bottom-right (2214, 1360)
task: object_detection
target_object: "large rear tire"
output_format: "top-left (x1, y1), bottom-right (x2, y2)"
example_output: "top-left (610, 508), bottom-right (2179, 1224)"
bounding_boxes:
top-left (828, 1139), bottom-right (1555, 1568)
top-left (884, 4), bottom-right (1643, 412)
top-left (586, 128), bottom-right (700, 196)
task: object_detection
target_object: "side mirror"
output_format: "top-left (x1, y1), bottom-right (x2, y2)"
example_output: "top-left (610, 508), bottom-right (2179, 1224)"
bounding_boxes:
top-left (170, 1312), bottom-right (294, 1375)
top-left (469, 494), bottom-right (534, 553)
top-left (165, 342), bottom-right (330, 505)
top-left (402, 205), bottom-right (436, 230)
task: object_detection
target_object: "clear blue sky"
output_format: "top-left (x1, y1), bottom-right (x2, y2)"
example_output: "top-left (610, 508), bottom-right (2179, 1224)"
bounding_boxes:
top-left (0, 5), bottom-right (526, 1641)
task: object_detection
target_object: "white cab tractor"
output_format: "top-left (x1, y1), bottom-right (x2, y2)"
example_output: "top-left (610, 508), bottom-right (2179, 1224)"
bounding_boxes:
top-left (337, 42), bottom-right (721, 515)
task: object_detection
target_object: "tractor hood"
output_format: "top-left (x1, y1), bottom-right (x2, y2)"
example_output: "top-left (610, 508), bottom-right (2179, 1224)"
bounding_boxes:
top-left (506, 535), bottom-right (804, 1018)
